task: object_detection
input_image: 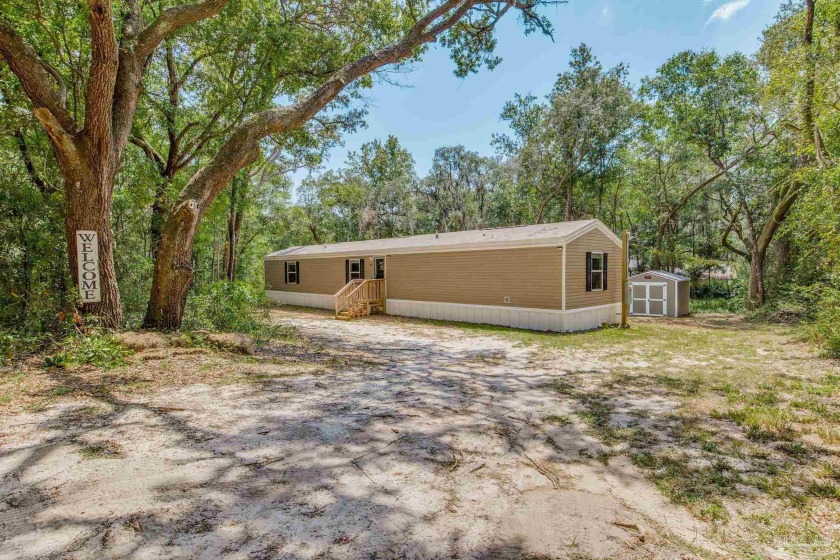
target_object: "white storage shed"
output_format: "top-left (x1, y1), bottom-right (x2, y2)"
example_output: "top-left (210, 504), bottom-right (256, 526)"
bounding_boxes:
top-left (628, 270), bottom-right (690, 317)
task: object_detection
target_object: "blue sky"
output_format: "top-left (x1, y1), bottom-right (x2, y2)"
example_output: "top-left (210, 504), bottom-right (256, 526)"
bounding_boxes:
top-left (296, 0), bottom-right (785, 185)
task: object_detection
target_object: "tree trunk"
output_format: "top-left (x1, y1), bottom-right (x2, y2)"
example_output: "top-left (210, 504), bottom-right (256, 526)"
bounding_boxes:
top-left (15, 212), bottom-right (31, 322)
top-left (564, 179), bottom-right (574, 221)
top-left (224, 209), bottom-right (242, 281)
top-left (747, 248), bottom-right (766, 310)
top-left (64, 174), bottom-right (124, 328)
top-left (652, 215), bottom-right (672, 270)
top-left (149, 179), bottom-right (170, 256)
top-left (652, 230), bottom-right (663, 270)
top-left (224, 177), bottom-right (243, 281)
top-left (143, 199), bottom-right (201, 329)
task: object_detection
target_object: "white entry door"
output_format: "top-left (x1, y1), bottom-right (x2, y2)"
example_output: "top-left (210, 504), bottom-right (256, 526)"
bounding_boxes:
top-left (630, 283), bottom-right (668, 316)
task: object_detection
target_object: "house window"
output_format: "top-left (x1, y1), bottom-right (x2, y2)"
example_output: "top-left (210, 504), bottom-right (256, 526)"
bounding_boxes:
top-left (349, 259), bottom-right (362, 280)
top-left (590, 252), bottom-right (604, 291)
top-left (285, 261), bottom-right (299, 284)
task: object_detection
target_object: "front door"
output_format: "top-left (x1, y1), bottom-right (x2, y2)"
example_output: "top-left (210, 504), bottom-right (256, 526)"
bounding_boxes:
top-left (374, 257), bottom-right (386, 279)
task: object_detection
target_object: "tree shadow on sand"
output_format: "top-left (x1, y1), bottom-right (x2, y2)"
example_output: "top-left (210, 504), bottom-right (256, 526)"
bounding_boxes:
top-left (1, 314), bottom-right (705, 559)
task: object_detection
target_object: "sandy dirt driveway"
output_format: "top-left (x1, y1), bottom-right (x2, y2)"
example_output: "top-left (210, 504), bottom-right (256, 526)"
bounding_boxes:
top-left (0, 309), bottom-right (711, 559)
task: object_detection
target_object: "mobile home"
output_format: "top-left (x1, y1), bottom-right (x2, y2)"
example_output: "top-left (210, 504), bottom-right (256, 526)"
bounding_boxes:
top-left (265, 219), bottom-right (622, 332)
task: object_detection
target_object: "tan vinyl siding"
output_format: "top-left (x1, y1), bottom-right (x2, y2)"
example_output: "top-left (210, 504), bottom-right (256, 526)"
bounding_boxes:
top-left (265, 255), bottom-right (379, 294)
top-left (387, 247), bottom-right (562, 309)
top-left (678, 279), bottom-right (690, 317)
top-left (265, 257), bottom-right (354, 295)
top-left (565, 229), bottom-right (621, 310)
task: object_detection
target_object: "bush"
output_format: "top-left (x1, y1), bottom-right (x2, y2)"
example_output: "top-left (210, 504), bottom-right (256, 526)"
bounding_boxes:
top-left (689, 278), bottom-right (746, 314)
top-left (70, 334), bottom-right (132, 368)
top-left (41, 334), bottom-right (132, 370)
top-left (810, 283), bottom-right (840, 358)
top-left (691, 297), bottom-right (744, 314)
top-left (183, 281), bottom-right (288, 345)
top-left (691, 278), bottom-right (742, 300)
top-left (0, 330), bottom-right (49, 365)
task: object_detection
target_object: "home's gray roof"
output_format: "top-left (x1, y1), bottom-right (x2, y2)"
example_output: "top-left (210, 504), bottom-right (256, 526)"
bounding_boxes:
top-left (267, 220), bottom-right (612, 259)
top-left (632, 270), bottom-right (690, 282)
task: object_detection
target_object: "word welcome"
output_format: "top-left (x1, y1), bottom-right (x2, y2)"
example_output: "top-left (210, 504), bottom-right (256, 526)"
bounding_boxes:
top-left (76, 231), bottom-right (101, 303)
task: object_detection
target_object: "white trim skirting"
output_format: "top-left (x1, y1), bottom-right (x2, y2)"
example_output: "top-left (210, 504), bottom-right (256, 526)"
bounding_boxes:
top-left (267, 290), bottom-right (334, 309)
top-left (267, 290), bottom-right (621, 332)
top-left (386, 299), bottom-right (621, 332)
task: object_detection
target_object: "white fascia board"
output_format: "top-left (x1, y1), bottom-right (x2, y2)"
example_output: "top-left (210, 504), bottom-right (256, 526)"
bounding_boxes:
top-left (563, 220), bottom-right (623, 247)
top-left (265, 237), bottom-right (570, 260)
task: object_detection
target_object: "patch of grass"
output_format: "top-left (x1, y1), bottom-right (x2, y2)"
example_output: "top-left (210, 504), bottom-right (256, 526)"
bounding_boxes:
top-left (655, 374), bottom-right (702, 396)
top-left (816, 425), bottom-right (840, 445)
top-left (0, 371), bottom-right (27, 403)
top-left (697, 502), bottom-right (729, 522)
top-left (817, 462), bottom-right (840, 482)
top-left (635, 451), bottom-right (740, 521)
top-left (77, 440), bottom-right (124, 459)
top-left (545, 379), bottom-right (632, 446)
top-left (49, 386), bottom-right (75, 397)
top-left (543, 414), bottom-right (573, 426)
top-left (725, 405), bottom-right (798, 442)
top-left (807, 481), bottom-right (840, 500)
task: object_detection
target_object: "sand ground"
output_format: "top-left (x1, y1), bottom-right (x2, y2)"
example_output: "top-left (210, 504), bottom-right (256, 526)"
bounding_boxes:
top-left (0, 309), bottom-right (722, 559)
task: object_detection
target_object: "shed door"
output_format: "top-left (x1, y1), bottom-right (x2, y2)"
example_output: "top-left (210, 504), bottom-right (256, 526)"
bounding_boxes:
top-left (630, 282), bottom-right (668, 317)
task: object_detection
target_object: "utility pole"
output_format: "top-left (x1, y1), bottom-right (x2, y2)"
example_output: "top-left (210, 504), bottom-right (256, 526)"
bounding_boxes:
top-left (621, 230), bottom-right (630, 328)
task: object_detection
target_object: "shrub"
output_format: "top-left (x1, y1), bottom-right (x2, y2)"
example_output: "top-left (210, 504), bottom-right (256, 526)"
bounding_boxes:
top-left (691, 278), bottom-right (741, 300)
top-left (183, 281), bottom-right (289, 345)
top-left (1, 309), bottom-right (92, 365)
top-left (690, 277), bottom-right (746, 314)
top-left (39, 333), bottom-right (131, 370)
top-left (0, 330), bottom-right (46, 365)
top-left (810, 282), bottom-right (840, 358)
top-left (68, 334), bottom-right (132, 368)
top-left (690, 297), bottom-right (744, 314)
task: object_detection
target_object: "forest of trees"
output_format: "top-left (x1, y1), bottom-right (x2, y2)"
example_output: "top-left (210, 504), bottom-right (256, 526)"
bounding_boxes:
top-left (1, 1), bottom-right (839, 355)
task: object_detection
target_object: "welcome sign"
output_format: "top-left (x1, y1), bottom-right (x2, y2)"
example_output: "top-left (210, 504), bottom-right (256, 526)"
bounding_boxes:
top-left (76, 230), bottom-right (101, 303)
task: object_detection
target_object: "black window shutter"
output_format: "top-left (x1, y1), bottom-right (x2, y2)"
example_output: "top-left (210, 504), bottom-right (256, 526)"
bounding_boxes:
top-left (345, 259), bottom-right (350, 283)
top-left (283, 262), bottom-right (288, 284)
top-left (585, 252), bottom-right (592, 292)
top-left (360, 258), bottom-right (366, 279)
top-left (603, 254), bottom-right (608, 290)
top-left (296, 261), bottom-right (300, 284)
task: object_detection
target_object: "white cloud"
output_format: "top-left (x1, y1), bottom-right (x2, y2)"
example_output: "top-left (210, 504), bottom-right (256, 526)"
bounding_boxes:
top-left (599, 5), bottom-right (612, 24)
top-left (707, 0), bottom-right (750, 24)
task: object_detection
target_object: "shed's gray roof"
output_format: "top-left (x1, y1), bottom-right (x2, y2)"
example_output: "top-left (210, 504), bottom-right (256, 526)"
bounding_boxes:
top-left (267, 219), bottom-right (615, 259)
top-left (631, 270), bottom-right (690, 282)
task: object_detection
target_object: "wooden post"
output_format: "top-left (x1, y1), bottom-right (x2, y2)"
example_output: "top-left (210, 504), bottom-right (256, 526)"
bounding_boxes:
top-left (621, 230), bottom-right (630, 328)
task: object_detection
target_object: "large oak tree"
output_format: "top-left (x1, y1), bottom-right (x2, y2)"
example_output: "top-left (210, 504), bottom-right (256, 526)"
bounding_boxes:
top-left (1, 0), bottom-right (553, 329)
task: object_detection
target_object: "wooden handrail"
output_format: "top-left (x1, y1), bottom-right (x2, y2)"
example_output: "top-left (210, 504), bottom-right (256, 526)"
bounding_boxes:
top-left (334, 279), bottom-right (363, 299)
top-left (335, 279), bottom-right (385, 317)
top-left (334, 279), bottom-right (363, 315)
